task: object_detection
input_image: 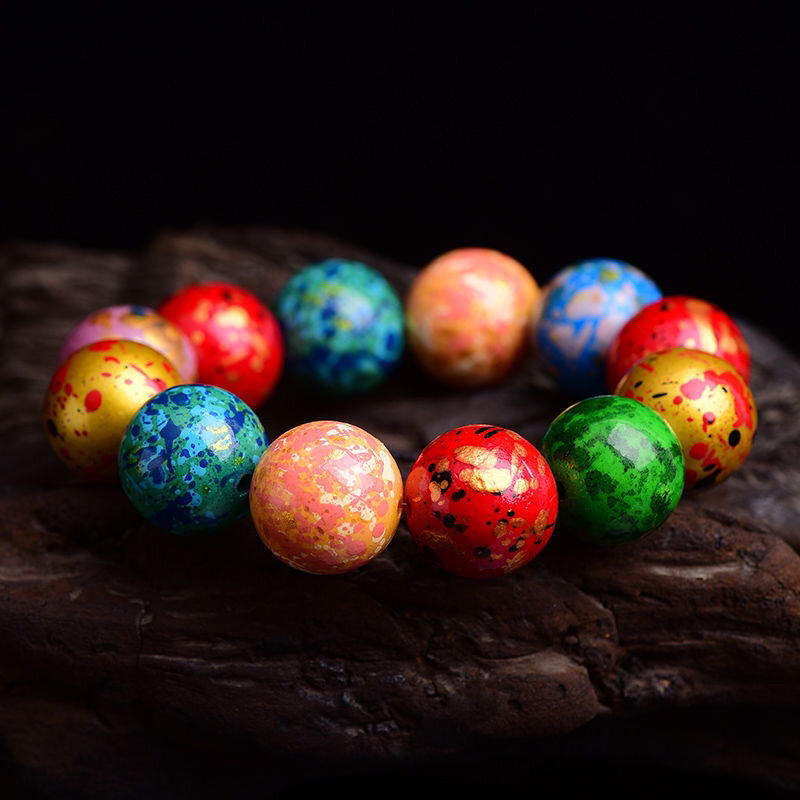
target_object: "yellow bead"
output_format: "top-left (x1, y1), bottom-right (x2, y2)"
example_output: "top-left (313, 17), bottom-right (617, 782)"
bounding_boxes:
top-left (43, 339), bottom-right (181, 481)
top-left (615, 347), bottom-right (756, 490)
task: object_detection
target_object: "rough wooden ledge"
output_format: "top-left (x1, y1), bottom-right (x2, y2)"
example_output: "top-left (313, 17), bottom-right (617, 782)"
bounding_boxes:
top-left (0, 228), bottom-right (799, 798)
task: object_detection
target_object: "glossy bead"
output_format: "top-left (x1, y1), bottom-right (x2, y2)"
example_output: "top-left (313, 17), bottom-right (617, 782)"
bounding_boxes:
top-left (615, 347), bottom-right (756, 490)
top-left (404, 425), bottom-right (558, 578)
top-left (249, 421), bottom-right (403, 574)
top-left (536, 258), bottom-right (661, 397)
top-left (118, 385), bottom-right (268, 534)
top-left (606, 295), bottom-right (751, 391)
top-left (43, 340), bottom-right (181, 481)
top-left (541, 395), bottom-right (684, 544)
top-left (58, 304), bottom-right (198, 382)
top-left (273, 259), bottom-right (404, 393)
top-left (158, 282), bottom-right (283, 408)
top-left (406, 247), bottom-right (540, 388)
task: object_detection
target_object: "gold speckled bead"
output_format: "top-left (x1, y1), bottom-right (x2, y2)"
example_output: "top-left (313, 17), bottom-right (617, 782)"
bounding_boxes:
top-left (406, 248), bottom-right (540, 388)
top-left (615, 347), bottom-right (756, 490)
top-left (249, 420), bottom-right (404, 574)
top-left (43, 339), bottom-right (181, 481)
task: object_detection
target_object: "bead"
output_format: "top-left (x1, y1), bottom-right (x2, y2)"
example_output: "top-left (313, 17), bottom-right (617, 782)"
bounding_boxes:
top-left (536, 258), bottom-right (661, 397)
top-left (158, 282), bottom-right (283, 408)
top-left (404, 425), bottom-right (558, 578)
top-left (406, 248), bottom-right (540, 388)
top-left (273, 259), bottom-right (404, 393)
top-left (43, 340), bottom-right (181, 481)
top-left (541, 395), bottom-right (684, 544)
top-left (606, 295), bottom-right (751, 391)
top-left (118, 385), bottom-right (268, 534)
top-left (615, 347), bottom-right (756, 490)
top-left (249, 421), bottom-right (403, 574)
top-left (58, 304), bottom-right (198, 383)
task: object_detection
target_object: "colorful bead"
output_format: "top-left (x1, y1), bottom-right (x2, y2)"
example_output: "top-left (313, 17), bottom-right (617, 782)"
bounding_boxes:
top-left (158, 282), bottom-right (283, 408)
top-left (541, 395), bottom-right (684, 544)
top-left (405, 248), bottom-right (540, 388)
top-left (58, 304), bottom-right (198, 383)
top-left (606, 295), bottom-right (751, 391)
top-left (118, 385), bottom-right (268, 534)
top-left (249, 421), bottom-right (403, 574)
top-left (273, 259), bottom-right (404, 393)
top-left (43, 340), bottom-right (181, 481)
top-left (536, 258), bottom-right (661, 397)
top-left (404, 425), bottom-right (558, 578)
top-left (615, 347), bottom-right (756, 490)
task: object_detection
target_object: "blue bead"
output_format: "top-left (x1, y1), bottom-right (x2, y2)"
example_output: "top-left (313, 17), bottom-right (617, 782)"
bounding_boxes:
top-left (536, 258), bottom-right (661, 397)
top-left (118, 385), bottom-right (268, 535)
top-left (273, 259), bottom-right (405, 394)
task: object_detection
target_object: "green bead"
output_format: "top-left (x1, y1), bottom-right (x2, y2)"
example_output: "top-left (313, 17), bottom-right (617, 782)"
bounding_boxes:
top-left (541, 395), bottom-right (684, 544)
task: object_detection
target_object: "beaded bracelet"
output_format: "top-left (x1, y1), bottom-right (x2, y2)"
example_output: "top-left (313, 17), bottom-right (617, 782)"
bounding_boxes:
top-left (42, 249), bottom-right (756, 580)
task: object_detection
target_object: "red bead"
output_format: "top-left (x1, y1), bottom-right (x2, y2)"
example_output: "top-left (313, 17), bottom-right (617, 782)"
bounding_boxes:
top-left (404, 425), bottom-right (558, 579)
top-left (606, 295), bottom-right (751, 391)
top-left (158, 282), bottom-right (283, 408)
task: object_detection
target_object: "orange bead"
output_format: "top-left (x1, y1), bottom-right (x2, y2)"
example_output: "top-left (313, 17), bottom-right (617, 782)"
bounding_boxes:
top-left (406, 248), bottom-right (540, 388)
top-left (249, 421), bottom-right (403, 574)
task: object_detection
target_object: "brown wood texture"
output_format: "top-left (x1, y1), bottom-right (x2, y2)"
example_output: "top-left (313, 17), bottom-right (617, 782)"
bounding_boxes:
top-left (1, 228), bottom-right (799, 798)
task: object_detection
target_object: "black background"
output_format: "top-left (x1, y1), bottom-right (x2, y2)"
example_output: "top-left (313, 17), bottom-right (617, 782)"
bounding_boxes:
top-left (2, 6), bottom-right (797, 352)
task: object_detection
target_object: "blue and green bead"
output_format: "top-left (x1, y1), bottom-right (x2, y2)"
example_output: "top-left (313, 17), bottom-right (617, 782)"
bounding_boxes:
top-left (273, 259), bottom-right (404, 393)
top-left (118, 384), bottom-right (268, 535)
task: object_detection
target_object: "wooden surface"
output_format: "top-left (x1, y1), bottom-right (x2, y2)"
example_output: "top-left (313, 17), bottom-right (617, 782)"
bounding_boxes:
top-left (1, 228), bottom-right (799, 798)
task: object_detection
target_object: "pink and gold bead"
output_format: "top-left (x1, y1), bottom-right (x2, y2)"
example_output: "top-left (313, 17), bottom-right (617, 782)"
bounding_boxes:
top-left (58, 304), bottom-right (197, 383)
top-left (249, 420), bottom-right (403, 574)
top-left (405, 248), bottom-right (540, 388)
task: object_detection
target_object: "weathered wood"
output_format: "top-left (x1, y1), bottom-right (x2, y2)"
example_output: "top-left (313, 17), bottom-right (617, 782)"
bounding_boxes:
top-left (1, 229), bottom-right (799, 798)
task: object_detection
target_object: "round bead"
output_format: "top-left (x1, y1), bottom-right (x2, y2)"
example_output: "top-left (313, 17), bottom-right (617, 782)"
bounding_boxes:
top-left (273, 259), bottom-right (404, 393)
top-left (158, 282), bottom-right (283, 408)
top-left (118, 385), bottom-right (268, 534)
top-left (249, 421), bottom-right (403, 574)
top-left (615, 347), bottom-right (757, 490)
top-left (406, 248), bottom-right (540, 388)
top-left (404, 425), bottom-right (558, 578)
top-left (43, 340), bottom-right (181, 481)
top-left (536, 258), bottom-right (661, 397)
top-left (58, 304), bottom-right (198, 383)
top-left (541, 395), bottom-right (684, 544)
top-left (606, 295), bottom-right (751, 391)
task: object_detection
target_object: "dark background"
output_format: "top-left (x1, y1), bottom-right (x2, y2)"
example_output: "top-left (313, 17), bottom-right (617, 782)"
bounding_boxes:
top-left (2, 7), bottom-right (797, 351)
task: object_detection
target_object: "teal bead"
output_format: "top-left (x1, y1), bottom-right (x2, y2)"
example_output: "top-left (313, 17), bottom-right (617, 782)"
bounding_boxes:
top-left (541, 395), bottom-right (684, 544)
top-left (273, 259), bottom-right (404, 393)
top-left (118, 385), bottom-right (268, 535)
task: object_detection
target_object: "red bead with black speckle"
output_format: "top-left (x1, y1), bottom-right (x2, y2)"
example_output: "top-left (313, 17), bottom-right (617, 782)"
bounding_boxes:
top-left (404, 425), bottom-right (558, 579)
top-left (158, 282), bottom-right (283, 408)
top-left (606, 295), bottom-right (751, 391)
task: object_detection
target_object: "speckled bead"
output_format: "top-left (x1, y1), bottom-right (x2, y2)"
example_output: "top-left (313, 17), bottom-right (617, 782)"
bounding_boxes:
top-left (249, 420), bottom-right (404, 574)
top-left (536, 258), bottom-right (661, 397)
top-left (615, 347), bottom-right (757, 490)
top-left (273, 259), bottom-right (404, 393)
top-left (43, 339), bottom-right (181, 481)
top-left (404, 424), bottom-right (558, 578)
top-left (118, 384), bottom-right (268, 534)
top-left (541, 395), bottom-right (684, 544)
top-left (158, 282), bottom-right (284, 409)
top-left (406, 248), bottom-right (540, 388)
top-left (58, 304), bottom-right (198, 383)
